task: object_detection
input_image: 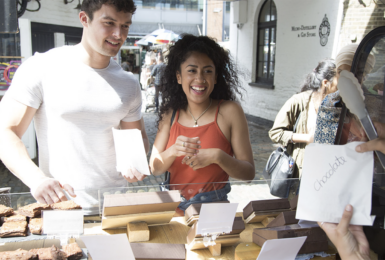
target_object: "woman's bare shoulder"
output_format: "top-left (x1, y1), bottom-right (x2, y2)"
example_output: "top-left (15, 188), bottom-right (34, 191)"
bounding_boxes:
top-left (219, 100), bottom-right (245, 116)
top-left (159, 108), bottom-right (177, 129)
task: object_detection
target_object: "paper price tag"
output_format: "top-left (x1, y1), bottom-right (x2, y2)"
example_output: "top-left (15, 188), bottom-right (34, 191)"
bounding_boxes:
top-left (42, 210), bottom-right (84, 235)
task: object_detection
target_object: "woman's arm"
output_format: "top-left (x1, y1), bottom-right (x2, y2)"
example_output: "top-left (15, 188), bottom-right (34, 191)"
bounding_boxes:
top-left (184, 102), bottom-right (255, 180)
top-left (269, 95), bottom-right (312, 145)
top-left (149, 110), bottom-right (200, 176)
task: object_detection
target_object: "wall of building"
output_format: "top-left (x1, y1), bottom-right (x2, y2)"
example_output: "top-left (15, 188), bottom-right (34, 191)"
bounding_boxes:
top-left (229, 0), bottom-right (342, 121)
top-left (20, 0), bottom-right (82, 28)
top-left (338, 0), bottom-right (385, 49)
top-left (207, 0), bottom-right (224, 41)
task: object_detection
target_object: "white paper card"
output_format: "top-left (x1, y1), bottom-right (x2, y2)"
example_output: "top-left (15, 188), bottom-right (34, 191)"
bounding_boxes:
top-left (257, 237), bottom-right (307, 260)
top-left (197, 203), bottom-right (238, 235)
top-left (296, 142), bottom-right (373, 225)
top-left (42, 210), bottom-right (83, 235)
top-left (112, 128), bottom-right (150, 176)
top-left (81, 234), bottom-right (135, 260)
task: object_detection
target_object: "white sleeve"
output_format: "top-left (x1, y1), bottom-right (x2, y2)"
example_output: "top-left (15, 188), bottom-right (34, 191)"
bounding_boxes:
top-left (5, 54), bottom-right (44, 109)
top-left (122, 79), bottom-right (142, 122)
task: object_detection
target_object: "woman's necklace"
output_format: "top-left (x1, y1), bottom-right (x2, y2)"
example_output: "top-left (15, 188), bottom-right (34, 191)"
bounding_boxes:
top-left (187, 99), bottom-right (212, 127)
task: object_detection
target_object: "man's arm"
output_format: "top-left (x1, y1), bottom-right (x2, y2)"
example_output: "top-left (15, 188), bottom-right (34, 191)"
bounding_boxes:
top-left (0, 96), bottom-right (75, 204)
top-left (120, 117), bottom-right (150, 182)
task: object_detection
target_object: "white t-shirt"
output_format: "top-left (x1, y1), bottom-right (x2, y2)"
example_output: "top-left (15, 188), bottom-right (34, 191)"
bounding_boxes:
top-left (6, 45), bottom-right (142, 213)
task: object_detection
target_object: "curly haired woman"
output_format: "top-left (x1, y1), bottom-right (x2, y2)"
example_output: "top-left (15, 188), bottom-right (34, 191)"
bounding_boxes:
top-left (149, 34), bottom-right (255, 214)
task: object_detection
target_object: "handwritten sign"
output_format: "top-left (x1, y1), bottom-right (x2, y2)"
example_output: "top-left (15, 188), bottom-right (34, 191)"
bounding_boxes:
top-left (314, 156), bottom-right (347, 191)
top-left (296, 142), bottom-right (373, 225)
top-left (42, 210), bottom-right (84, 235)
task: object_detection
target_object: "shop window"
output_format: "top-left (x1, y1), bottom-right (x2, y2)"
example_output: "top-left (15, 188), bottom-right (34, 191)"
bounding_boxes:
top-left (254, 0), bottom-right (276, 89)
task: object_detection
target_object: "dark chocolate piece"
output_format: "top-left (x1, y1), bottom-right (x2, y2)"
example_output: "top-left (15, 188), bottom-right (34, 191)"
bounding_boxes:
top-left (0, 221), bottom-right (28, 237)
top-left (18, 203), bottom-right (51, 217)
top-left (131, 243), bottom-right (185, 260)
top-left (243, 199), bottom-right (290, 219)
top-left (253, 224), bottom-right (327, 242)
top-left (266, 211), bottom-right (299, 228)
top-left (50, 201), bottom-right (82, 210)
top-left (62, 243), bottom-right (83, 260)
top-left (0, 249), bottom-right (38, 260)
top-left (0, 204), bottom-right (14, 217)
top-left (29, 218), bottom-right (43, 235)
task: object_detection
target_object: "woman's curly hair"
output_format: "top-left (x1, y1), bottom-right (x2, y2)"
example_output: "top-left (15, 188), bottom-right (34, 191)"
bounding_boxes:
top-left (157, 34), bottom-right (243, 128)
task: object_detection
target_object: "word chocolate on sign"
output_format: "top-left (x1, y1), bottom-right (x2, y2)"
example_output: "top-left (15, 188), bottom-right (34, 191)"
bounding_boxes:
top-left (314, 156), bottom-right (347, 191)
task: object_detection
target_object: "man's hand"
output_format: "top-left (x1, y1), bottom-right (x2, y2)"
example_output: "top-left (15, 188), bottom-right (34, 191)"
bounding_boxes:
top-left (122, 167), bottom-right (147, 183)
top-left (33, 179), bottom-right (76, 205)
top-left (318, 205), bottom-right (370, 260)
top-left (356, 122), bottom-right (385, 154)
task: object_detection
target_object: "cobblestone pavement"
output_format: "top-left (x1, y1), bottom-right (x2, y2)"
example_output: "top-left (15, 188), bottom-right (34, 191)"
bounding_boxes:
top-left (0, 97), bottom-right (278, 203)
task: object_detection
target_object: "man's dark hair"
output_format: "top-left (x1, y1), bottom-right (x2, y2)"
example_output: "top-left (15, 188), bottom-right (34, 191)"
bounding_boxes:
top-left (81, 0), bottom-right (136, 21)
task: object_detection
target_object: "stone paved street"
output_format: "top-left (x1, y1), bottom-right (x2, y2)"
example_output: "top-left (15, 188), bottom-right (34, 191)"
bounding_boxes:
top-left (0, 94), bottom-right (278, 204)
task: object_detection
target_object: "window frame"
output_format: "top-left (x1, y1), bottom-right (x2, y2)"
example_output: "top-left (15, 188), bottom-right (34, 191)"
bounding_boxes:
top-left (251, 0), bottom-right (277, 89)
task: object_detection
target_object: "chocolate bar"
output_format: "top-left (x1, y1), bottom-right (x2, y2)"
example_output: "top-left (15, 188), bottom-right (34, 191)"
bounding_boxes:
top-left (243, 199), bottom-right (290, 219)
top-left (266, 211), bottom-right (298, 228)
top-left (62, 242), bottom-right (83, 260)
top-left (18, 203), bottom-right (51, 217)
top-left (0, 249), bottom-right (38, 260)
top-left (0, 221), bottom-right (28, 237)
top-left (29, 218), bottom-right (43, 235)
top-left (51, 200), bottom-right (82, 210)
top-left (252, 224), bottom-right (328, 254)
top-left (0, 204), bottom-right (14, 217)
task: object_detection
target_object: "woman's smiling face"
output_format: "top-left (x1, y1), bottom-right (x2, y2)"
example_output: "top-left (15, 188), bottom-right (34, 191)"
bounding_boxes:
top-left (176, 52), bottom-right (217, 104)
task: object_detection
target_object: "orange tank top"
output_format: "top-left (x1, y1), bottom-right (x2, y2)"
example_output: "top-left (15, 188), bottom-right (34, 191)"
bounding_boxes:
top-left (165, 100), bottom-right (233, 200)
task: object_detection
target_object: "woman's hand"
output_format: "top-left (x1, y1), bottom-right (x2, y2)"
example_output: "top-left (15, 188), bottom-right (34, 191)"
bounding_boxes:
top-left (171, 135), bottom-right (201, 158)
top-left (356, 122), bottom-right (385, 154)
top-left (183, 148), bottom-right (220, 171)
top-left (318, 205), bottom-right (370, 260)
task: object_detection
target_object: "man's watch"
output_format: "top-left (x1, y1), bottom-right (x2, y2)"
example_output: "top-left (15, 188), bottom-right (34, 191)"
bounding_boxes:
top-left (290, 134), bottom-right (295, 144)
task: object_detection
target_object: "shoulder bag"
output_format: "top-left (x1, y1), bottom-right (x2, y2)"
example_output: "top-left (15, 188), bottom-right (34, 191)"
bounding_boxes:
top-left (262, 112), bottom-right (301, 198)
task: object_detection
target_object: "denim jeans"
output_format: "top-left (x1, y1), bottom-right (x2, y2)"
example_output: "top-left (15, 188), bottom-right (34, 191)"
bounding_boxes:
top-left (159, 174), bottom-right (231, 213)
top-left (177, 182), bottom-right (231, 212)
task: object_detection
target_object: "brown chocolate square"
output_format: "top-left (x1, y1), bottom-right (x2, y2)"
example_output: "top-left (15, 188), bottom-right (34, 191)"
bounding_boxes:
top-left (0, 220), bottom-right (28, 237)
top-left (18, 203), bottom-right (51, 217)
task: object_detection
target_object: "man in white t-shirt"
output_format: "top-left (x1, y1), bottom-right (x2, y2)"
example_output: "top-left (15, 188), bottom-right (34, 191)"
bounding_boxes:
top-left (0, 0), bottom-right (149, 213)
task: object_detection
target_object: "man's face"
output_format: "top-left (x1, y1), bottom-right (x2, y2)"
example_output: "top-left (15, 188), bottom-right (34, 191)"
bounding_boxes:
top-left (81, 4), bottom-right (132, 58)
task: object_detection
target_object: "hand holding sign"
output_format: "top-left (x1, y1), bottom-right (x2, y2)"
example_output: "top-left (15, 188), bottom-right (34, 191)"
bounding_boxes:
top-left (318, 205), bottom-right (370, 260)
